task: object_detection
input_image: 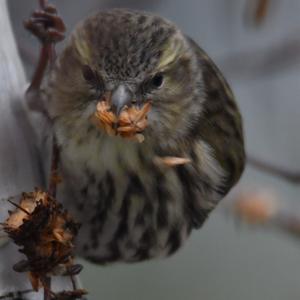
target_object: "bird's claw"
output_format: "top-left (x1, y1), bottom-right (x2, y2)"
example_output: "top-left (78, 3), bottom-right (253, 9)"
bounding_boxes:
top-left (64, 264), bottom-right (83, 276)
top-left (24, 4), bottom-right (66, 44)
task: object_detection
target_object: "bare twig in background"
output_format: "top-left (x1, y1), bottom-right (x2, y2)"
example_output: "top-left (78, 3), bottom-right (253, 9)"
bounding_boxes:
top-left (233, 191), bottom-right (277, 224)
top-left (22, 32), bottom-right (300, 82)
top-left (247, 155), bottom-right (300, 184)
top-left (219, 32), bottom-right (300, 80)
top-left (232, 191), bottom-right (300, 239)
top-left (48, 138), bottom-right (61, 198)
top-left (244, 0), bottom-right (272, 27)
top-left (254, 0), bottom-right (270, 25)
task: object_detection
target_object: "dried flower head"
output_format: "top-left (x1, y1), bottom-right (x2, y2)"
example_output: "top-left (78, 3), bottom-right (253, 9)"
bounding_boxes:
top-left (233, 191), bottom-right (278, 224)
top-left (2, 189), bottom-right (81, 291)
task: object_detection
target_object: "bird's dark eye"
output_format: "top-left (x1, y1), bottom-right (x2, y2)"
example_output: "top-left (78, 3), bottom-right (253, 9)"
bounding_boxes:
top-left (141, 73), bottom-right (165, 95)
top-left (82, 65), bottom-right (105, 99)
top-left (82, 65), bottom-right (96, 82)
top-left (151, 73), bottom-right (164, 88)
top-left (82, 65), bottom-right (104, 89)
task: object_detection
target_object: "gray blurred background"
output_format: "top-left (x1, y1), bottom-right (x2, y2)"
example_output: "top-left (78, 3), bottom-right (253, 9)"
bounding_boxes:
top-left (7, 1), bottom-right (300, 299)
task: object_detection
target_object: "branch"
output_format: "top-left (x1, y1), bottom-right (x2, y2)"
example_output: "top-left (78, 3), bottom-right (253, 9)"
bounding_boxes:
top-left (254, 0), bottom-right (270, 24)
top-left (218, 31), bottom-right (300, 80)
top-left (232, 191), bottom-right (300, 240)
top-left (245, 0), bottom-right (270, 26)
top-left (247, 155), bottom-right (300, 184)
top-left (0, 1), bottom-right (83, 299)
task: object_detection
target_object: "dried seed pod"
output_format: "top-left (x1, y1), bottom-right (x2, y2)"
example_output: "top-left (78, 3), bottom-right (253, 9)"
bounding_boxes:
top-left (233, 191), bottom-right (277, 224)
top-left (3, 189), bottom-right (82, 291)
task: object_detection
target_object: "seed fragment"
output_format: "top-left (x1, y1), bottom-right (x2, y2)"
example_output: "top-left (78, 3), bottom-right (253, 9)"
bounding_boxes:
top-left (92, 100), bottom-right (151, 142)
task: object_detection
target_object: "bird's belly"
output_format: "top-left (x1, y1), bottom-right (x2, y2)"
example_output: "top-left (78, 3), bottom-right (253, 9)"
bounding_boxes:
top-left (68, 171), bottom-right (191, 263)
top-left (77, 203), bottom-right (191, 264)
top-left (58, 137), bottom-right (192, 263)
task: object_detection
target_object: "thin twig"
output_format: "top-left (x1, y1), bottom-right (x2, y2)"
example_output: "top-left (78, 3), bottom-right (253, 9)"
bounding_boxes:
top-left (48, 137), bottom-right (60, 198)
top-left (247, 155), bottom-right (300, 184)
top-left (43, 277), bottom-right (51, 300)
top-left (274, 213), bottom-right (300, 238)
top-left (70, 275), bottom-right (77, 291)
top-left (7, 199), bottom-right (30, 215)
top-left (219, 32), bottom-right (300, 80)
top-left (33, 2), bottom-right (59, 300)
top-left (254, 0), bottom-right (270, 24)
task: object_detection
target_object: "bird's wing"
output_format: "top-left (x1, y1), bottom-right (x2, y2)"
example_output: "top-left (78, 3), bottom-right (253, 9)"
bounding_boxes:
top-left (187, 36), bottom-right (245, 193)
top-left (177, 37), bottom-right (245, 228)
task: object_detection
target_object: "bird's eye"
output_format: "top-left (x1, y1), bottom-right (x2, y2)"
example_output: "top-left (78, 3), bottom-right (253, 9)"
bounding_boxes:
top-left (82, 65), bottom-right (96, 82)
top-left (82, 65), bottom-right (104, 89)
top-left (141, 73), bottom-right (165, 95)
top-left (150, 73), bottom-right (164, 89)
top-left (82, 65), bottom-right (105, 99)
top-left (82, 65), bottom-right (93, 82)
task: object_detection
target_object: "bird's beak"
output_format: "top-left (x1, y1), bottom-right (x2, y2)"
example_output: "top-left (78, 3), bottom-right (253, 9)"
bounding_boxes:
top-left (111, 85), bottom-right (133, 116)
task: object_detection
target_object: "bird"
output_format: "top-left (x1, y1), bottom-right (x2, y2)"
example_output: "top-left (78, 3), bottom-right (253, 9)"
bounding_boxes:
top-left (26, 7), bottom-right (245, 264)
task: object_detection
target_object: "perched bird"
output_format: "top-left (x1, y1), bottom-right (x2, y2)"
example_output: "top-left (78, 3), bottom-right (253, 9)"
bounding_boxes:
top-left (27, 7), bottom-right (245, 264)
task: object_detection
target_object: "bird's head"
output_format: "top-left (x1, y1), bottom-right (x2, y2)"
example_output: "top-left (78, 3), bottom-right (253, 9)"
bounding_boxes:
top-left (48, 9), bottom-right (203, 149)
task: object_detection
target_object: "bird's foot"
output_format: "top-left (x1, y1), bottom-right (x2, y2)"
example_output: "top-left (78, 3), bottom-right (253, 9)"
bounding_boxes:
top-left (24, 4), bottom-right (66, 44)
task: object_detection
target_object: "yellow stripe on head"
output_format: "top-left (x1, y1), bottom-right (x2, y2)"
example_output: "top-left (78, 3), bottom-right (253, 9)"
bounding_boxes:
top-left (157, 35), bottom-right (186, 71)
top-left (73, 29), bottom-right (92, 65)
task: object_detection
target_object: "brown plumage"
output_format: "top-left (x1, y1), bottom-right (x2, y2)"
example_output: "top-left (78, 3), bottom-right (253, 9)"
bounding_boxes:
top-left (29, 8), bottom-right (245, 263)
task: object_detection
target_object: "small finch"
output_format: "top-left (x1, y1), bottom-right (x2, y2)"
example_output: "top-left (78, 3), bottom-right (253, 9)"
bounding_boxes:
top-left (26, 7), bottom-right (245, 263)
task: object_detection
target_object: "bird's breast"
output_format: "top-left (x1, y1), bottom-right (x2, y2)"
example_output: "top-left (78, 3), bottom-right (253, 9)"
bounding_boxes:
top-left (58, 135), bottom-right (192, 263)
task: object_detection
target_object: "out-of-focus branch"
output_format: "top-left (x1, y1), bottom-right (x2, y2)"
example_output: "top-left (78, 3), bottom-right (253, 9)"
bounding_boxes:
top-left (254, 0), bottom-right (270, 25)
top-left (244, 0), bottom-right (272, 27)
top-left (219, 32), bottom-right (300, 80)
top-left (232, 191), bottom-right (300, 239)
top-left (247, 155), bottom-right (300, 184)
